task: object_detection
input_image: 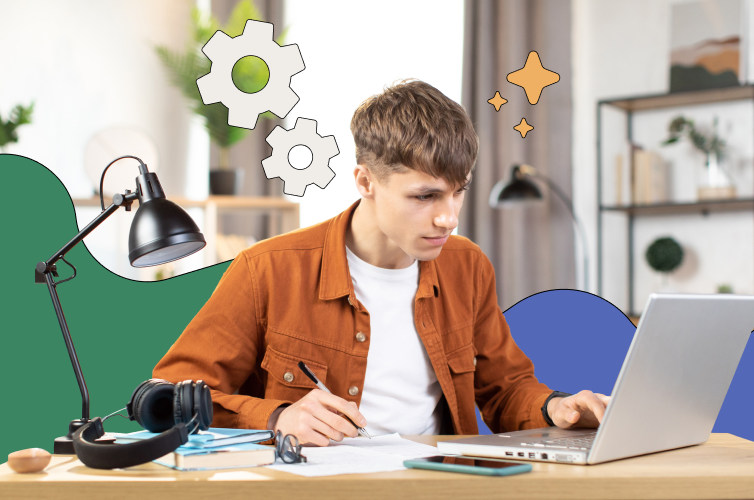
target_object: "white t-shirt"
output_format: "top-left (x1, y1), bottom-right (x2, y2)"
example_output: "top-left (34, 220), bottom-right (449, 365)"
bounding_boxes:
top-left (346, 246), bottom-right (443, 436)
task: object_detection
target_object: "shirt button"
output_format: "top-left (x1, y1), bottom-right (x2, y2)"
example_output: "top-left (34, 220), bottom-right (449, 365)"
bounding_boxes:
top-left (355, 331), bottom-right (366, 342)
top-left (348, 386), bottom-right (359, 396)
top-left (283, 371), bottom-right (294, 383)
top-left (473, 357), bottom-right (478, 367)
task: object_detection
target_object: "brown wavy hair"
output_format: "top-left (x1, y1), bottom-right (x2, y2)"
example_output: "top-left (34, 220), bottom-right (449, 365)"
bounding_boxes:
top-left (350, 80), bottom-right (478, 187)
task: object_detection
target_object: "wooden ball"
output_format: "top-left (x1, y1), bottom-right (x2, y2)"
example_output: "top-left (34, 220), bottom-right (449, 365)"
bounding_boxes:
top-left (7, 448), bottom-right (52, 473)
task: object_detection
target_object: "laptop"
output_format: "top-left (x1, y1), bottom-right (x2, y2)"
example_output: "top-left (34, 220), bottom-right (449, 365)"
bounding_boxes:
top-left (437, 293), bottom-right (754, 464)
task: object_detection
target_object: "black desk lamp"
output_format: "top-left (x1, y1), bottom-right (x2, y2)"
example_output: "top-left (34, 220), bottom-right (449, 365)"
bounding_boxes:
top-left (35, 155), bottom-right (206, 454)
top-left (489, 164), bottom-right (589, 291)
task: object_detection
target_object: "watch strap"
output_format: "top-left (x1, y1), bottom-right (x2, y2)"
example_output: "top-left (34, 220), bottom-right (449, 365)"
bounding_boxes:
top-left (541, 391), bottom-right (573, 426)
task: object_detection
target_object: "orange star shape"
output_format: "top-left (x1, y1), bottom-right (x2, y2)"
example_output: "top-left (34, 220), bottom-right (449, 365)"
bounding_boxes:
top-left (514, 118), bottom-right (533, 138)
top-left (507, 51), bottom-right (560, 104)
top-left (487, 91), bottom-right (508, 111)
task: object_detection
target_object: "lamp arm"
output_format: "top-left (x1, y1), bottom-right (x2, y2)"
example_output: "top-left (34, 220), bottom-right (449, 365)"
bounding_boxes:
top-left (35, 191), bottom-right (139, 424)
top-left (531, 173), bottom-right (590, 291)
top-left (37, 192), bottom-right (139, 275)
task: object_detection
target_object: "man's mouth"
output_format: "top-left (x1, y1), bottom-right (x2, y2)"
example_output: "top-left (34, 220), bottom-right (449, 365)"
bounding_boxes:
top-left (423, 235), bottom-right (450, 246)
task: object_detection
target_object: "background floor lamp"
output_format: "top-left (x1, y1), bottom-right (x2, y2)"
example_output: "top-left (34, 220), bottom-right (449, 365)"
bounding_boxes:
top-left (489, 164), bottom-right (590, 291)
top-left (35, 155), bottom-right (206, 454)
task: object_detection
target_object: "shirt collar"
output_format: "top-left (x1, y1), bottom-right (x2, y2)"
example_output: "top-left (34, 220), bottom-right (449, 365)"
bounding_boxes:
top-left (319, 199), bottom-right (440, 301)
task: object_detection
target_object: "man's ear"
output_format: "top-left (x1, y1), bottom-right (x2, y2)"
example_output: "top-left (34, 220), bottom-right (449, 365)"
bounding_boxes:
top-left (354, 165), bottom-right (376, 198)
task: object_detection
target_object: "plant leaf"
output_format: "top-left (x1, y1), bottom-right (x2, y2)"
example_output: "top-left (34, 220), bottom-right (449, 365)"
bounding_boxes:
top-left (225, 0), bottom-right (262, 37)
top-left (153, 0), bottom-right (285, 154)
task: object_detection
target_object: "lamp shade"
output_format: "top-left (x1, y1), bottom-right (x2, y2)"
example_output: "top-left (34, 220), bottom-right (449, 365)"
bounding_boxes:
top-left (128, 198), bottom-right (206, 267)
top-left (498, 166), bottom-right (542, 202)
top-left (489, 165), bottom-right (544, 207)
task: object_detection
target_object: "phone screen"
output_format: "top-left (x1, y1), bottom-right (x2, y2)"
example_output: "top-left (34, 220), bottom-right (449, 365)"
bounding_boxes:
top-left (417, 455), bottom-right (526, 469)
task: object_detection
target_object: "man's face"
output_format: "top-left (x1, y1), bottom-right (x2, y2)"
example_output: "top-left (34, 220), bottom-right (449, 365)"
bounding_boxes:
top-left (369, 168), bottom-right (469, 265)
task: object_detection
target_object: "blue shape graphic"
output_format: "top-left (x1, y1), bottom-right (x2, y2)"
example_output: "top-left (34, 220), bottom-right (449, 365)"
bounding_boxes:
top-left (475, 289), bottom-right (754, 441)
top-left (475, 289), bottom-right (636, 434)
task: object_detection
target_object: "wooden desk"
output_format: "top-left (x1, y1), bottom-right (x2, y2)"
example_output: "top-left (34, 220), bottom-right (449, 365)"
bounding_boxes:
top-left (2, 434), bottom-right (753, 500)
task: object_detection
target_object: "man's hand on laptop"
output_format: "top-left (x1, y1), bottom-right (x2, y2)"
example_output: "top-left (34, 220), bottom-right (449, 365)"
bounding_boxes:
top-left (547, 390), bottom-right (611, 428)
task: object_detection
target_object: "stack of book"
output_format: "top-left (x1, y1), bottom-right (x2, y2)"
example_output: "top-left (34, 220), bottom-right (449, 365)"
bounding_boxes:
top-left (114, 428), bottom-right (276, 471)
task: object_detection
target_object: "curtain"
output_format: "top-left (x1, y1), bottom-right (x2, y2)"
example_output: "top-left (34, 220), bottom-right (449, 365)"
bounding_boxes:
top-left (210, 0), bottom-right (285, 242)
top-left (460, 0), bottom-right (574, 308)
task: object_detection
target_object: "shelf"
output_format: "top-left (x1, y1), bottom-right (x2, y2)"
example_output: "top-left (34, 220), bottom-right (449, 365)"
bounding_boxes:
top-left (72, 195), bottom-right (298, 210)
top-left (597, 84), bottom-right (754, 314)
top-left (601, 198), bottom-right (754, 216)
top-left (73, 196), bottom-right (300, 269)
top-left (599, 85), bottom-right (754, 111)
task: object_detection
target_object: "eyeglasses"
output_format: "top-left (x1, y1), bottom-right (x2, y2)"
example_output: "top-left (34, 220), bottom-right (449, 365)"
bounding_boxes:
top-left (275, 430), bottom-right (307, 464)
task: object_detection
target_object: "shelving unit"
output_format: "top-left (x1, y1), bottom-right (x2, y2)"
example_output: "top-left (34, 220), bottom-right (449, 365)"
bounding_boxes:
top-left (597, 85), bottom-right (754, 315)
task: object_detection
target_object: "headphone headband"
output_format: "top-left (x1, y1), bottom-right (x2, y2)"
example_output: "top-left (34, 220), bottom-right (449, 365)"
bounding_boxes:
top-left (73, 417), bottom-right (189, 469)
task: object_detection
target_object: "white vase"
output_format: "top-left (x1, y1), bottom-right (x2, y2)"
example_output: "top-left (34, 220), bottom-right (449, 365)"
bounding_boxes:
top-left (697, 152), bottom-right (736, 200)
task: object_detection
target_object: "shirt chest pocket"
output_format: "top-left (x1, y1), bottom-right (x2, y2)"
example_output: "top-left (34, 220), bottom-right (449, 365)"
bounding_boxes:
top-left (446, 344), bottom-right (477, 376)
top-left (260, 346), bottom-right (328, 399)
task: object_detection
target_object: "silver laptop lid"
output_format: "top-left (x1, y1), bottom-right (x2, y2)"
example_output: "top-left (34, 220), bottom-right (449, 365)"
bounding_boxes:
top-left (589, 293), bottom-right (754, 464)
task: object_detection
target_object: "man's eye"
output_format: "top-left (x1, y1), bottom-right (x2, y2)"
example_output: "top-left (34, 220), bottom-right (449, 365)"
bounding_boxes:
top-left (416, 194), bottom-right (434, 201)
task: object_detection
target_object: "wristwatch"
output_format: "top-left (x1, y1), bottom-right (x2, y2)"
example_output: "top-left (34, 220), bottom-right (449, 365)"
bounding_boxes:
top-left (541, 391), bottom-right (572, 426)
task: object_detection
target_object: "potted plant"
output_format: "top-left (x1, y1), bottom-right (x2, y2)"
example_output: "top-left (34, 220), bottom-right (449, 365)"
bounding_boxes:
top-left (0, 102), bottom-right (34, 154)
top-left (662, 115), bottom-right (734, 200)
top-left (645, 236), bottom-right (684, 292)
top-left (155, 0), bottom-right (276, 195)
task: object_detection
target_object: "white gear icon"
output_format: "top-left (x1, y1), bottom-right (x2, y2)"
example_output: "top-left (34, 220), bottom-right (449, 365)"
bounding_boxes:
top-left (262, 118), bottom-right (339, 197)
top-left (196, 20), bottom-right (305, 130)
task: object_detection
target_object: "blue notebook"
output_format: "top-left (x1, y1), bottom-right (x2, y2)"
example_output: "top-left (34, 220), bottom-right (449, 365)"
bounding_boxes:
top-left (114, 428), bottom-right (276, 470)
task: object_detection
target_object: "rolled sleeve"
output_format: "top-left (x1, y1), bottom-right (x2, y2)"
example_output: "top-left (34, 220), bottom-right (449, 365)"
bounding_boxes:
top-left (472, 253), bottom-right (551, 432)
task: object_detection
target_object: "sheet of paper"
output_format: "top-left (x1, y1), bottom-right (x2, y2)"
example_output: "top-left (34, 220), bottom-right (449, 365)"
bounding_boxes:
top-left (266, 433), bottom-right (439, 477)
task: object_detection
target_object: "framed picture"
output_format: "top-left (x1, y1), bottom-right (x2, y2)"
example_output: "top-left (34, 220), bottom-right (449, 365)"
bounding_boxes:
top-left (669, 0), bottom-right (748, 92)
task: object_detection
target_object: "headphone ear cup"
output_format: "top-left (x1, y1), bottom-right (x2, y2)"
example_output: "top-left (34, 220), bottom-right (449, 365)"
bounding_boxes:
top-left (131, 379), bottom-right (176, 433)
top-left (173, 380), bottom-right (195, 430)
top-left (128, 379), bottom-right (159, 421)
top-left (193, 380), bottom-right (213, 431)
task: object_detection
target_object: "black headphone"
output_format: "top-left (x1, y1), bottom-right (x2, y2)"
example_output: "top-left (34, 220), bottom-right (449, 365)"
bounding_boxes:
top-left (72, 379), bottom-right (213, 469)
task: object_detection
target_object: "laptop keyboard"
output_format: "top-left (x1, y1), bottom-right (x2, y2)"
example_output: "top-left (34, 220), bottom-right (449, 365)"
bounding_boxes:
top-left (520, 431), bottom-right (597, 451)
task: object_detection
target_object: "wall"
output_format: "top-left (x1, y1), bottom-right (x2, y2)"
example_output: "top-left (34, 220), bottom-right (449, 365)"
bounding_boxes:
top-left (1, 0), bottom-right (463, 280)
top-left (572, 0), bottom-right (754, 312)
top-left (282, 0), bottom-right (465, 228)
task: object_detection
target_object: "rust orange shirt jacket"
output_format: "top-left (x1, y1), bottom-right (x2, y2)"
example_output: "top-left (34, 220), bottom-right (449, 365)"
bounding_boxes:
top-left (153, 200), bottom-right (552, 434)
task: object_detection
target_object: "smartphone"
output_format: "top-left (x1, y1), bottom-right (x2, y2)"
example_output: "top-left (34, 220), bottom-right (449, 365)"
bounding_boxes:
top-left (403, 455), bottom-right (533, 476)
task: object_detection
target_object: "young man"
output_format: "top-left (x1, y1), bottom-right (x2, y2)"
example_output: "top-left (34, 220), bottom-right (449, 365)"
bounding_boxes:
top-left (153, 80), bottom-right (608, 446)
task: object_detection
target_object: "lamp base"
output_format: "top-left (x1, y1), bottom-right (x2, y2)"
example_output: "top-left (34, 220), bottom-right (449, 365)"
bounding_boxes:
top-left (53, 419), bottom-right (88, 455)
top-left (53, 418), bottom-right (118, 454)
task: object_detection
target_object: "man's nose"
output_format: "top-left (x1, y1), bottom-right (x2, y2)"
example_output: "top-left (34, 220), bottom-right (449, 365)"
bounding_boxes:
top-left (434, 201), bottom-right (458, 230)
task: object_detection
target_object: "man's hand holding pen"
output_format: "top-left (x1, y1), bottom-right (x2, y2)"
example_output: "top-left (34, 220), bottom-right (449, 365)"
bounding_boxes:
top-left (267, 361), bottom-right (370, 446)
top-left (268, 390), bottom-right (368, 447)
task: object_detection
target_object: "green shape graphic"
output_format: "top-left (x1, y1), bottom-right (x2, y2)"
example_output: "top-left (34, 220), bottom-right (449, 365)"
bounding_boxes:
top-left (0, 154), bottom-right (229, 459)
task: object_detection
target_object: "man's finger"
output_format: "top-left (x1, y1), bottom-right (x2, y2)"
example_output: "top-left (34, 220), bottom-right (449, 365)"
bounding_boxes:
top-left (310, 404), bottom-right (358, 438)
top-left (584, 396), bottom-right (606, 422)
top-left (596, 393), bottom-right (611, 405)
top-left (314, 390), bottom-right (367, 428)
top-left (304, 411), bottom-right (345, 444)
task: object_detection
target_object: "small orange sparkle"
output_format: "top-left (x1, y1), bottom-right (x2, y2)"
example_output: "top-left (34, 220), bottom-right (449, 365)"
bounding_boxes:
top-left (487, 91), bottom-right (508, 111)
top-left (514, 118), bottom-right (534, 138)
